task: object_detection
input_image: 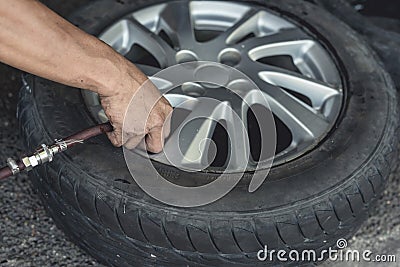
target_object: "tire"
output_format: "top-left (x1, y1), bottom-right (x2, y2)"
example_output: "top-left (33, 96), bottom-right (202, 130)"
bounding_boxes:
top-left (314, 0), bottom-right (400, 90)
top-left (18, 0), bottom-right (398, 266)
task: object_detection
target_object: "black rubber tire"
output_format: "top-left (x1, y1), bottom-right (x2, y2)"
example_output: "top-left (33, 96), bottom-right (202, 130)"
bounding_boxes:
top-left (314, 0), bottom-right (400, 90)
top-left (17, 0), bottom-right (399, 266)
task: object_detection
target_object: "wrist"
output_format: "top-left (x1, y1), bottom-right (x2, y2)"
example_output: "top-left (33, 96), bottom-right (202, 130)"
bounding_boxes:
top-left (90, 48), bottom-right (128, 96)
top-left (93, 52), bottom-right (148, 97)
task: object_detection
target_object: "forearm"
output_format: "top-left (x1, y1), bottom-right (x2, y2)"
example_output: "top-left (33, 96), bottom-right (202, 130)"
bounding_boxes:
top-left (0, 0), bottom-right (172, 150)
top-left (0, 0), bottom-right (144, 95)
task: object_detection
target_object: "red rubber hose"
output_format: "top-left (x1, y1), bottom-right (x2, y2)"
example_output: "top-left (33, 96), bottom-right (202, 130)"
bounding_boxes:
top-left (0, 161), bottom-right (25, 180)
top-left (64, 122), bottom-right (113, 149)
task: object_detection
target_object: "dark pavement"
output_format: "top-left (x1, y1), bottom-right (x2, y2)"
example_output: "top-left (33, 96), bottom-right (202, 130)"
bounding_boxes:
top-left (0, 1), bottom-right (399, 266)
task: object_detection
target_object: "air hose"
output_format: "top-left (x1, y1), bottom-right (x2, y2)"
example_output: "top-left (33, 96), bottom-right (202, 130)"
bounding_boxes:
top-left (0, 123), bottom-right (113, 180)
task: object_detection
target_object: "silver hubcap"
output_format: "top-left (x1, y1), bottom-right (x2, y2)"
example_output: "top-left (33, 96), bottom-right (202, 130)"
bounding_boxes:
top-left (83, 1), bottom-right (343, 170)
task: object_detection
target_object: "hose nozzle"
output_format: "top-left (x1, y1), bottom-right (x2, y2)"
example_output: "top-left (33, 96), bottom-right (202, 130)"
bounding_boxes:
top-left (20, 139), bottom-right (83, 172)
top-left (0, 122), bottom-right (112, 180)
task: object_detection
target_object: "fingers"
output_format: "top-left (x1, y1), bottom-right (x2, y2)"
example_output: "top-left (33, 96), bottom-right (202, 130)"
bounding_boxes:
top-left (106, 130), bottom-right (122, 147)
top-left (109, 112), bottom-right (172, 152)
top-left (102, 86), bottom-right (173, 151)
top-left (145, 126), bottom-right (164, 153)
top-left (106, 127), bottom-right (143, 150)
top-left (107, 127), bottom-right (166, 153)
top-left (124, 134), bottom-right (144, 150)
top-left (108, 123), bottom-right (171, 153)
top-left (145, 113), bottom-right (172, 153)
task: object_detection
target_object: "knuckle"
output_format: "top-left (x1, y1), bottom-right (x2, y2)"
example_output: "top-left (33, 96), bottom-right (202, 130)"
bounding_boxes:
top-left (148, 144), bottom-right (162, 153)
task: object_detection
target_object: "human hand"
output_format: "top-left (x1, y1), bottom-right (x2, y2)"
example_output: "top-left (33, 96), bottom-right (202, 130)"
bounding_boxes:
top-left (98, 63), bottom-right (173, 153)
top-left (0, 0), bottom-right (171, 153)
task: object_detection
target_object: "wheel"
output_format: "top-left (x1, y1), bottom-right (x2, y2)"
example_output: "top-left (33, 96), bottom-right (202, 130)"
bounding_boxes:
top-left (18, 0), bottom-right (398, 266)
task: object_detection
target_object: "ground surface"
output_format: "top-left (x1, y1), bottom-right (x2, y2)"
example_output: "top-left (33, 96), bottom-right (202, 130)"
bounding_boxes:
top-left (0, 1), bottom-right (399, 266)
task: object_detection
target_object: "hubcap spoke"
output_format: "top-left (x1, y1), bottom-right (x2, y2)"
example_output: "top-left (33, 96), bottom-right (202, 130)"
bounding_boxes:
top-left (125, 17), bottom-right (176, 67)
top-left (246, 39), bottom-right (341, 84)
top-left (211, 8), bottom-right (259, 45)
top-left (153, 98), bottom-right (249, 170)
top-left (235, 64), bottom-right (333, 141)
top-left (259, 71), bottom-right (341, 111)
top-left (261, 85), bottom-right (330, 143)
top-left (236, 60), bottom-right (341, 161)
top-left (100, 17), bottom-right (175, 68)
top-left (158, 2), bottom-right (196, 49)
top-left (224, 10), bottom-right (297, 45)
top-left (238, 28), bottom-right (310, 51)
